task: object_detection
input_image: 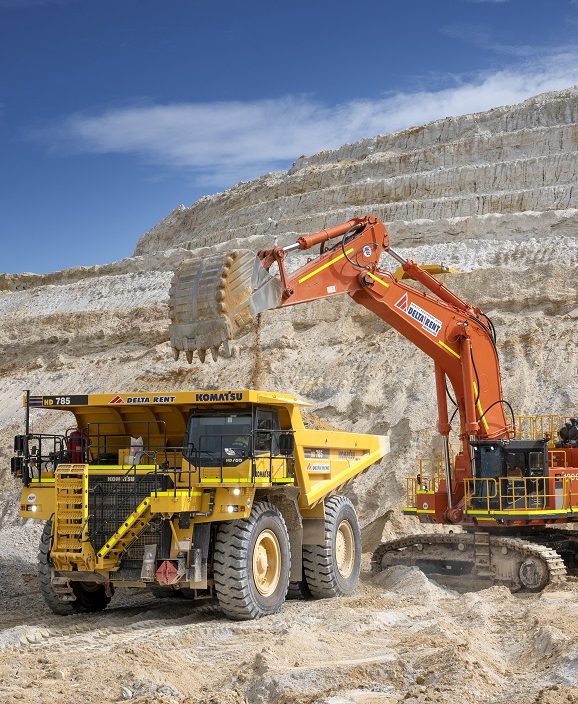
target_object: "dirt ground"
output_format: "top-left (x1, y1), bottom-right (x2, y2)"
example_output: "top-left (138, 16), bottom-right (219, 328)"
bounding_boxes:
top-left (1, 521), bottom-right (578, 704)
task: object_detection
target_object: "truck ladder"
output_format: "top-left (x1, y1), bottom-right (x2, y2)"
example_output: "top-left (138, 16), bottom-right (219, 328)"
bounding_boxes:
top-left (52, 464), bottom-right (88, 557)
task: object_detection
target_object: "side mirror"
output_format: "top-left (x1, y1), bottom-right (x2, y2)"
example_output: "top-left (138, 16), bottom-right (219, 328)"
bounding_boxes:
top-left (279, 432), bottom-right (294, 456)
top-left (11, 456), bottom-right (24, 476)
top-left (13, 435), bottom-right (26, 453)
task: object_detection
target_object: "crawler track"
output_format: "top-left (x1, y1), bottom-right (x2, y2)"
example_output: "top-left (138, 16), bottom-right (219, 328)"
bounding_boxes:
top-left (371, 533), bottom-right (567, 592)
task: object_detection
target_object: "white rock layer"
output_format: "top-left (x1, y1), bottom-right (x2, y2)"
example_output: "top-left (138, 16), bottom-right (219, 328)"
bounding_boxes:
top-left (135, 87), bottom-right (578, 255)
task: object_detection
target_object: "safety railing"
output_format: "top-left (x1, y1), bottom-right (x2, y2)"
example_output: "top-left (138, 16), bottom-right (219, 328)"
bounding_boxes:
top-left (406, 477), bottom-right (417, 508)
top-left (549, 450), bottom-right (568, 468)
top-left (114, 428), bottom-right (297, 498)
top-left (17, 425), bottom-right (295, 493)
top-left (86, 420), bottom-right (167, 465)
top-left (406, 455), bottom-right (447, 508)
top-left (463, 476), bottom-right (577, 513)
top-left (139, 446), bottom-right (191, 497)
top-left (17, 433), bottom-right (67, 483)
top-left (514, 414), bottom-right (569, 446)
top-left (184, 429), bottom-right (294, 487)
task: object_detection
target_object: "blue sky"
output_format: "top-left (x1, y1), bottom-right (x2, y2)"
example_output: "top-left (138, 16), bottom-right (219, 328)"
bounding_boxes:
top-left (1, 0), bottom-right (578, 274)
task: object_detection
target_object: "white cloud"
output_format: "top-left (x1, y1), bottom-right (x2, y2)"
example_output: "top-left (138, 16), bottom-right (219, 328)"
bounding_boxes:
top-left (32, 52), bottom-right (578, 189)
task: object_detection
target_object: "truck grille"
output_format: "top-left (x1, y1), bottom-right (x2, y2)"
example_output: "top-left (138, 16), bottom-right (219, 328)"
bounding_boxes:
top-left (88, 474), bottom-right (173, 577)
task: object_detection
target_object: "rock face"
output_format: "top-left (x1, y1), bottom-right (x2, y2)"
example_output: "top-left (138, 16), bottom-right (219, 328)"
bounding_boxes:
top-left (135, 87), bottom-right (578, 256)
top-left (1, 88), bottom-right (577, 534)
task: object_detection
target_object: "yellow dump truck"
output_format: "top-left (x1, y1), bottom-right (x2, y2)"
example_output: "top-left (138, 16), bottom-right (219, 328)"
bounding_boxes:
top-left (11, 390), bottom-right (388, 619)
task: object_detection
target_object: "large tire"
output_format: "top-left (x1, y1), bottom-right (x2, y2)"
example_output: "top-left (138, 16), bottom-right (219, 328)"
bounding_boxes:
top-left (213, 502), bottom-right (291, 620)
top-left (303, 495), bottom-right (361, 599)
top-left (39, 520), bottom-right (111, 615)
top-left (287, 579), bottom-right (311, 600)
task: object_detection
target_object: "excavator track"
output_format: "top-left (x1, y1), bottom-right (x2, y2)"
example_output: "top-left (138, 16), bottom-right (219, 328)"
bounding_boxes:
top-left (371, 532), bottom-right (567, 593)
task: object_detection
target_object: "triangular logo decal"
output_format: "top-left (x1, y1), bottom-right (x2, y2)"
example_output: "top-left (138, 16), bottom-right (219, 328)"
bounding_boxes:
top-left (394, 292), bottom-right (409, 311)
top-left (109, 395), bottom-right (124, 404)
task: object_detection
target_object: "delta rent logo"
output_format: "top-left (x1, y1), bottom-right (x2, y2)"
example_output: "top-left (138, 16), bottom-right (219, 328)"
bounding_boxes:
top-left (395, 292), bottom-right (442, 337)
top-left (109, 395), bottom-right (177, 404)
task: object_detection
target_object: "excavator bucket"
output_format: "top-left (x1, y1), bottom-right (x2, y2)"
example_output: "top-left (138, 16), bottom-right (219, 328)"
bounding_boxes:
top-left (168, 250), bottom-right (282, 362)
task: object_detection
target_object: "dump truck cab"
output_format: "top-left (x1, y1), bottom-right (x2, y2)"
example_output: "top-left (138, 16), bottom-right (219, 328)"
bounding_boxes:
top-left (12, 390), bottom-right (388, 619)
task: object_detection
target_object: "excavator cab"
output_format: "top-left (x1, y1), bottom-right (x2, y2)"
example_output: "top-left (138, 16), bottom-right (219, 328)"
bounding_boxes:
top-left (470, 439), bottom-right (549, 509)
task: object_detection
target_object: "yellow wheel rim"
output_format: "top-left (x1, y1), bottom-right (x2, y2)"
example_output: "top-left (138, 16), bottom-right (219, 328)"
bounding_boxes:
top-left (252, 529), bottom-right (281, 597)
top-left (335, 520), bottom-right (355, 579)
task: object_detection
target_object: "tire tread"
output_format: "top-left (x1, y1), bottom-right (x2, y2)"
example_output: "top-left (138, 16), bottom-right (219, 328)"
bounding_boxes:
top-left (213, 501), bottom-right (290, 620)
top-left (302, 495), bottom-right (360, 599)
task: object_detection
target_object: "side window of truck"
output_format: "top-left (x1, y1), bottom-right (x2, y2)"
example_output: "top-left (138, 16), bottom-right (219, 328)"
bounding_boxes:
top-left (254, 409), bottom-right (280, 454)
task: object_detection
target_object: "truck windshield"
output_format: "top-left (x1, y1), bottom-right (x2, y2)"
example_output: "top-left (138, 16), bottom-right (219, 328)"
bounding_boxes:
top-left (185, 413), bottom-right (252, 464)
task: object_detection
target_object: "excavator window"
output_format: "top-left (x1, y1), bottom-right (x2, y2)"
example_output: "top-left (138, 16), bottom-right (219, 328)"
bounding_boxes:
top-left (471, 440), bottom-right (549, 509)
top-left (479, 446), bottom-right (502, 478)
top-left (505, 451), bottom-right (525, 477)
top-left (529, 451), bottom-right (544, 474)
top-left (473, 445), bottom-right (503, 507)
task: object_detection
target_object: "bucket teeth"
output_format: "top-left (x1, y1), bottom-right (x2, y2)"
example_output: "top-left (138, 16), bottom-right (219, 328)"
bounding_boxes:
top-left (172, 347), bottom-right (180, 361)
top-left (168, 249), bottom-right (282, 363)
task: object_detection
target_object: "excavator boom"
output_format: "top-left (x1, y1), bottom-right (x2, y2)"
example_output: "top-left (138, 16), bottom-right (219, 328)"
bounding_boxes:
top-left (169, 215), bottom-right (510, 446)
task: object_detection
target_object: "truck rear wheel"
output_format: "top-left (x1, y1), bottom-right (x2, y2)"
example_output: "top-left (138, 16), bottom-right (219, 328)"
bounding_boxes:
top-left (213, 502), bottom-right (291, 620)
top-left (303, 495), bottom-right (361, 599)
top-left (39, 520), bottom-right (111, 615)
top-left (287, 579), bottom-right (311, 600)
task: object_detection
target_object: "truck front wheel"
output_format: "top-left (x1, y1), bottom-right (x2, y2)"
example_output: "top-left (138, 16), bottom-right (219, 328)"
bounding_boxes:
top-left (303, 495), bottom-right (361, 599)
top-left (39, 520), bottom-right (111, 615)
top-left (213, 502), bottom-right (291, 620)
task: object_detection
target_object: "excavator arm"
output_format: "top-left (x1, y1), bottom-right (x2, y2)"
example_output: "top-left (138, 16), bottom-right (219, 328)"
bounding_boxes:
top-left (169, 215), bottom-right (513, 512)
top-left (170, 215), bottom-right (510, 439)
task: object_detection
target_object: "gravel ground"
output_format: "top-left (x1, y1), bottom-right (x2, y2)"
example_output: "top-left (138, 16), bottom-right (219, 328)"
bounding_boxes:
top-left (1, 521), bottom-right (578, 704)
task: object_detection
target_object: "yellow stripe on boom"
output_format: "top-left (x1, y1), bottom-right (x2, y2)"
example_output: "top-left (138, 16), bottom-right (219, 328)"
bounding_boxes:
top-left (298, 248), bottom-right (355, 284)
top-left (438, 340), bottom-right (461, 359)
top-left (366, 271), bottom-right (390, 289)
top-left (473, 380), bottom-right (489, 432)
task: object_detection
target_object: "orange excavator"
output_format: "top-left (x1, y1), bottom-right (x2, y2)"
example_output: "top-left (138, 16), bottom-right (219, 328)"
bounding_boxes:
top-left (168, 215), bottom-right (578, 592)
